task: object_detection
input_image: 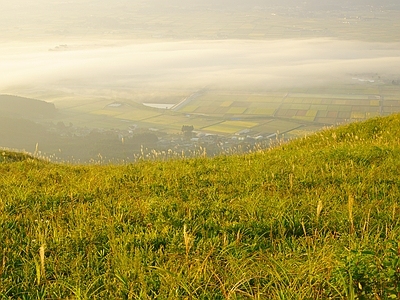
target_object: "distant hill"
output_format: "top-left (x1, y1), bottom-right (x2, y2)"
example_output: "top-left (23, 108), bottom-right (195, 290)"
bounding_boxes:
top-left (0, 94), bottom-right (57, 119)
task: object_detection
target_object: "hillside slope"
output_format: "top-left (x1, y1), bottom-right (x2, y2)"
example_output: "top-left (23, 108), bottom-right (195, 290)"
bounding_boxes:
top-left (0, 94), bottom-right (56, 119)
top-left (1, 114), bottom-right (400, 299)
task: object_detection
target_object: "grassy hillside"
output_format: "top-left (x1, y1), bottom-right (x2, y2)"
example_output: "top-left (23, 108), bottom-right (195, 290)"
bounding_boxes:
top-left (1, 114), bottom-right (400, 299)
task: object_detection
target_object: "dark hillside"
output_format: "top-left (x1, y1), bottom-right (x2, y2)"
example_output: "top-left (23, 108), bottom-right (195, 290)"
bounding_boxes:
top-left (0, 94), bottom-right (57, 119)
top-left (0, 114), bottom-right (52, 153)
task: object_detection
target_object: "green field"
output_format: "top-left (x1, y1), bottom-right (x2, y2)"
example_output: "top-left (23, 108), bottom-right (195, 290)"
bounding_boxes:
top-left (1, 114), bottom-right (400, 298)
top-left (49, 83), bottom-right (400, 139)
top-left (169, 85), bottom-right (400, 136)
top-left (203, 120), bottom-right (259, 134)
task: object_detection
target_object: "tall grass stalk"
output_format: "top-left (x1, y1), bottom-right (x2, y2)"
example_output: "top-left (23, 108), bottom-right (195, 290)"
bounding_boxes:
top-left (316, 200), bottom-right (323, 222)
top-left (39, 245), bottom-right (45, 284)
top-left (348, 194), bottom-right (355, 235)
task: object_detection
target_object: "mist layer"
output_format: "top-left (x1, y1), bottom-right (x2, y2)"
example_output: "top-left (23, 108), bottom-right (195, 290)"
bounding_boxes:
top-left (1, 39), bottom-right (400, 100)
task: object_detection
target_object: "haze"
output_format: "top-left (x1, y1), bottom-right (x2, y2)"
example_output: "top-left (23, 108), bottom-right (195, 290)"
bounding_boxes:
top-left (1, 39), bottom-right (400, 100)
top-left (1, 0), bottom-right (399, 102)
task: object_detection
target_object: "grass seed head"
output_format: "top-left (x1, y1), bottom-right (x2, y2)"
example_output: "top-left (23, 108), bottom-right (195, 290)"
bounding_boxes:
top-left (316, 200), bottom-right (323, 221)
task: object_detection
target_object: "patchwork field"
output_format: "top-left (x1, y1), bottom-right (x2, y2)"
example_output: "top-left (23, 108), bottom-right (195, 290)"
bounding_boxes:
top-left (52, 83), bottom-right (400, 139)
top-left (170, 84), bottom-right (400, 137)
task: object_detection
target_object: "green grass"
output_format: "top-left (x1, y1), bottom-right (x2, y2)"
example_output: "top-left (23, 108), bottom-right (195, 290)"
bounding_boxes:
top-left (2, 114), bottom-right (400, 299)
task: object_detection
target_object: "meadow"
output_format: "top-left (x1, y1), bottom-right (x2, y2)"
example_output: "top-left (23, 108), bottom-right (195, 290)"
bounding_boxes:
top-left (1, 113), bottom-right (400, 299)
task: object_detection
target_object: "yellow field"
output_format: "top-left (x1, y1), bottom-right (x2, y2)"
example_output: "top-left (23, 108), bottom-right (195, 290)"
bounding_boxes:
top-left (245, 108), bottom-right (276, 115)
top-left (91, 109), bottom-right (122, 116)
top-left (246, 96), bottom-right (282, 102)
top-left (182, 119), bottom-right (221, 129)
top-left (227, 107), bottom-right (247, 114)
top-left (332, 100), bottom-right (347, 105)
top-left (306, 110), bottom-right (318, 117)
top-left (351, 112), bottom-right (366, 119)
top-left (370, 100), bottom-right (380, 106)
top-left (179, 105), bottom-right (199, 113)
top-left (220, 101), bottom-right (233, 107)
top-left (115, 110), bottom-right (161, 121)
top-left (143, 114), bottom-right (191, 125)
top-left (293, 116), bottom-right (316, 122)
top-left (203, 120), bottom-right (259, 134)
top-left (223, 120), bottom-right (258, 128)
top-left (202, 124), bottom-right (240, 134)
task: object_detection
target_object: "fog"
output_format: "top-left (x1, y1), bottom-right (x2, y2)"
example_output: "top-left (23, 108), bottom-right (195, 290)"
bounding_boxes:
top-left (1, 0), bottom-right (400, 102)
top-left (1, 39), bottom-right (400, 101)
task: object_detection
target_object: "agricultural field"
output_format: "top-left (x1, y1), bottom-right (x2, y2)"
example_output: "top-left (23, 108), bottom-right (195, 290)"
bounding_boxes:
top-left (172, 83), bottom-right (400, 137)
top-left (202, 120), bottom-right (259, 134)
top-left (51, 82), bottom-right (400, 139)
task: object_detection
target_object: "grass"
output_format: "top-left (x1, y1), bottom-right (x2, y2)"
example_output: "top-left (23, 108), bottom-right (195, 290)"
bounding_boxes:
top-left (1, 114), bottom-right (400, 299)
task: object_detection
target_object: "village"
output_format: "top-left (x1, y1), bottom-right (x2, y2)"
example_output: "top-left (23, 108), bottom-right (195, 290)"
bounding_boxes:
top-left (44, 119), bottom-right (278, 162)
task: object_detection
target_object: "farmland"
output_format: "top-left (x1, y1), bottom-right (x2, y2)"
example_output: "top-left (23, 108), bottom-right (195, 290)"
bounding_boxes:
top-left (50, 81), bottom-right (400, 141)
